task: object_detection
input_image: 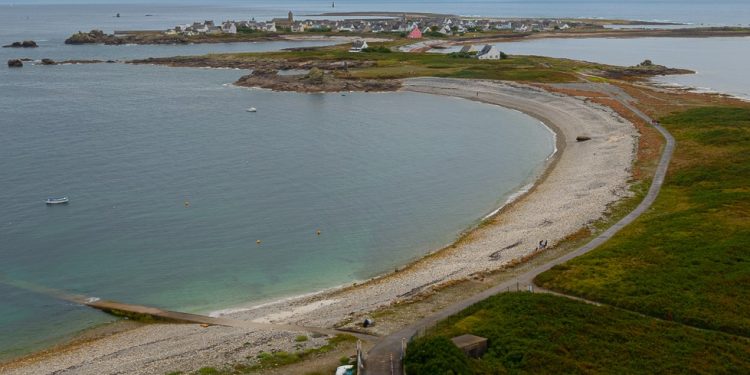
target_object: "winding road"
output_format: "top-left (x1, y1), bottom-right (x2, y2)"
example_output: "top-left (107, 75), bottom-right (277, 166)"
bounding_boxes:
top-left (363, 83), bottom-right (675, 375)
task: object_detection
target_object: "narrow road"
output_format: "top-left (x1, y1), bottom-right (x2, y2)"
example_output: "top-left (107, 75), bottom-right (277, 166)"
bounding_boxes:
top-left (363, 84), bottom-right (675, 375)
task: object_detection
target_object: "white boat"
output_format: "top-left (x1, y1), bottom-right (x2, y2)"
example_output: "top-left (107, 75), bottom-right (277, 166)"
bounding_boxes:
top-left (246, 107), bottom-right (257, 112)
top-left (45, 196), bottom-right (69, 205)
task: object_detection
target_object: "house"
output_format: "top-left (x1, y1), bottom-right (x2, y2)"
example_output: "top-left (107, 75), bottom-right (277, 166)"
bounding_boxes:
top-left (222, 22), bottom-right (237, 34)
top-left (438, 24), bottom-right (452, 35)
top-left (349, 39), bottom-right (368, 52)
top-left (406, 25), bottom-right (422, 39)
top-left (477, 44), bottom-right (502, 60)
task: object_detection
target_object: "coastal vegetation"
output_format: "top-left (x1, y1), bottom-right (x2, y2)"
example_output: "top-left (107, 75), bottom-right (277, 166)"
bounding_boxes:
top-left (403, 89), bottom-right (750, 373)
top-left (404, 293), bottom-right (750, 374)
top-left (132, 44), bottom-right (690, 92)
top-left (169, 334), bottom-right (358, 375)
top-left (536, 105), bottom-right (750, 336)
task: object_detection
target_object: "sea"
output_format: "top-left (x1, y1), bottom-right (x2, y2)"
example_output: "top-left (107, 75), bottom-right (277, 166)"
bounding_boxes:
top-left (0, 0), bottom-right (747, 362)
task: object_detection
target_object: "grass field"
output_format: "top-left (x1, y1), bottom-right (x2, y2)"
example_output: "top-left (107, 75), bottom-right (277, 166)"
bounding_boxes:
top-left (405, 293), bottom-right (750, 374)
top-left (203, 44), bottom-right (643, 83)
top-left (536, 106), bottom-right (750, 337)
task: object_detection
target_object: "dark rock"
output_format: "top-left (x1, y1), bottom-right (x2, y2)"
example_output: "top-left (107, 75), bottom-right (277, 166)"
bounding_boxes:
top-left (65, 30), bottom-right (108, 45)
top-left (3, 40), bottom-right (38, 48)
top-left (20, 58), bottom-right (33, 61)
top-left (576, 136), bottom-right (592, 142)
top-left (7, 59), bottom-right (23, 68)
top-left (41, 58), bottom-right (56, 65)
top-left (106, 60), bottom-right (116, 63)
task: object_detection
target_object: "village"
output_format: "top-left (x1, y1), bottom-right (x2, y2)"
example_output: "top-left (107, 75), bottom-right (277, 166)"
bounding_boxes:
top-left (165, 12), bottom-right (594, 37)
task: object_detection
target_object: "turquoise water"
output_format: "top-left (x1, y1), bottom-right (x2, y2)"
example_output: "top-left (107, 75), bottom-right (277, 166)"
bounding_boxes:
top-left (0, 62), bottom-right (554, 359)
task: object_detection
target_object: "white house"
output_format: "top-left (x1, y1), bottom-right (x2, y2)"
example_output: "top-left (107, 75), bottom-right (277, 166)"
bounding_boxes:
top-left (349, 39), bottom-right (368, 52)
top-left (222, 22), bottom-right (237, 34)
top-left (477, 44), bottom-right (502, 60)
top-left (438, 24), bottom-right (452, 35)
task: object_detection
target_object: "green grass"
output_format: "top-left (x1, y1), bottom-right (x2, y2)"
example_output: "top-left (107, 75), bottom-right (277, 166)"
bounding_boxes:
top-left (187, 47), bottom-right (615, 83)
top-left (405, 293), bottom-right (750, 374)
top-left (536, 106), bottom-right (750, 336)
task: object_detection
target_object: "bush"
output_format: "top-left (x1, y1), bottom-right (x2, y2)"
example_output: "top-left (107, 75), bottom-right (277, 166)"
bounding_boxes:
top-left (362, 45), bottom-right (391, 53)
top-left (404, 336), bottom-right (471, 375)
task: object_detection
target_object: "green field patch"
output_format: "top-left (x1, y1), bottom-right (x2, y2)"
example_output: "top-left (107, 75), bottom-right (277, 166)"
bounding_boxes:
top-left (536, 106), bottom-right (750, 337)
top-left (405, 293), bottom-right (750, 374)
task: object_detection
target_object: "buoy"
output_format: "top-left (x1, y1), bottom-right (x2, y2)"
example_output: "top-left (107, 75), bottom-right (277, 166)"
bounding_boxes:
top-left (256, 240), bottom-right (261, 245)
top-left (184, 201), bottom-right (190, 207)
top-left (316, 230), bottom-right (321, 236)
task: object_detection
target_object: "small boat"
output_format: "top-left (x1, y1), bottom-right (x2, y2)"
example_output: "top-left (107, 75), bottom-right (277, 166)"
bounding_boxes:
top-left (45, 196), bottom-right (69, 205)
top-left (246, 107), bottom-right (257, 112)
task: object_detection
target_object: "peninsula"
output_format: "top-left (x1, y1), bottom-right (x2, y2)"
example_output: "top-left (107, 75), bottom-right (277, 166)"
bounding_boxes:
top-left (3, 13), bottom-right (749, 373)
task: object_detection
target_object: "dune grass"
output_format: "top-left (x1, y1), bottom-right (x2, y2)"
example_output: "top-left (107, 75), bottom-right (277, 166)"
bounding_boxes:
top-left (536, 106), bottom-right (750, 336)
top-left (405, 293), bottom-right (750, 374)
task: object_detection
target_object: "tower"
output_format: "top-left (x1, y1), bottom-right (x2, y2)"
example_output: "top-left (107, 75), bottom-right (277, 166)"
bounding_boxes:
top-left (288, 11), bottom-right (293, 23)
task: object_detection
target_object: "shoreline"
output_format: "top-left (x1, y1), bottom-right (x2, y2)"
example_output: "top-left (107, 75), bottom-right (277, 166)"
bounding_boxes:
top-left (1, 78), bottom-right (636, 375)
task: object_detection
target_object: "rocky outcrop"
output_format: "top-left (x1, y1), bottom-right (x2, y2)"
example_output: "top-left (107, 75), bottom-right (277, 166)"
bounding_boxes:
top-left (597, 63), bottom-right (694, 79)
top-left (129, 56), bottom-right (374, 71)
top-left (234, 68), bottom-right (400, 93)
top-left (41, 58), bottom-right (56, 65)
top-left (3, 40), bottom-right (38, 48)
top-left (576, 136), bottom-right (592, 142)
top-left (65, 30), bottom-right (115, 45)
top-left (7, 59), bottom-right (23, 67)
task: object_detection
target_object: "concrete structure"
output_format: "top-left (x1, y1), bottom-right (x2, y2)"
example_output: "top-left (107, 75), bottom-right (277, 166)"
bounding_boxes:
top-left (451, 334), bottom-right (488, 358)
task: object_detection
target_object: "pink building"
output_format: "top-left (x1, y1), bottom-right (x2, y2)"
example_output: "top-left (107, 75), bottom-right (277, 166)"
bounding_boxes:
top-left (407, 26), bottom-right (422, 39)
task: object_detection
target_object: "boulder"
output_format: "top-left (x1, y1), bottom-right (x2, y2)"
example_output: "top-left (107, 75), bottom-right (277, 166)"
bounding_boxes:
top-left (576, 136), bottom-right (592, 142)
top-left (8, 59), bottom-right (23, 68)
top-left (41, 58), bottom-right (56, 65)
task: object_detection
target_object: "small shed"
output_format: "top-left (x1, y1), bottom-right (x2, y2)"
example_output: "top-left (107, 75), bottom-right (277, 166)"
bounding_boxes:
top-left (451, 334), bottom-right (488, 358)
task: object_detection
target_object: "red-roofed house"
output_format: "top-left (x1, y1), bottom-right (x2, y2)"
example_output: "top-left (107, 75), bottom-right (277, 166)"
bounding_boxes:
top-left (407, 26), bottom-right (422, 39)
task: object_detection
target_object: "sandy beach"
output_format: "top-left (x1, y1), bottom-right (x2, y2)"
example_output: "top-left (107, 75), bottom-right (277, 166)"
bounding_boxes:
top-left (1, 78), bottom-right (637, 375)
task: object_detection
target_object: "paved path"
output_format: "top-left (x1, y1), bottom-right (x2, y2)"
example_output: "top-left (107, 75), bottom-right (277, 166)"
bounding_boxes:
top-left (363, 84), bottom-right (675, 375)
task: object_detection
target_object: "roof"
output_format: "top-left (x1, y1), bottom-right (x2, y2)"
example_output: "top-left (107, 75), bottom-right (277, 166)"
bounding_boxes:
top-left (451, 334), bottom-right (487, 348)
top-left (479, 45), bottom-right (493, 54)
top-left (351, 40), bottom-right (366, 48)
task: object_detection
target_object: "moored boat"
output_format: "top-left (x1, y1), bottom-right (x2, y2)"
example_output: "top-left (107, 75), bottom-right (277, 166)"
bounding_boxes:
top-left (45, 196), bottom-right (69, 204)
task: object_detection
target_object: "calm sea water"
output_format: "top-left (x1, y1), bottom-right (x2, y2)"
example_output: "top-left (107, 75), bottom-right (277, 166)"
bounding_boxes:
top-left (0, 0), bottom-right (745, 362)
top-left (436, 37), bottom-right (750, 99)
top-left (0, 62), bottom-right (554, 358)
top-left (496, 37), bottom-right (750, 99)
